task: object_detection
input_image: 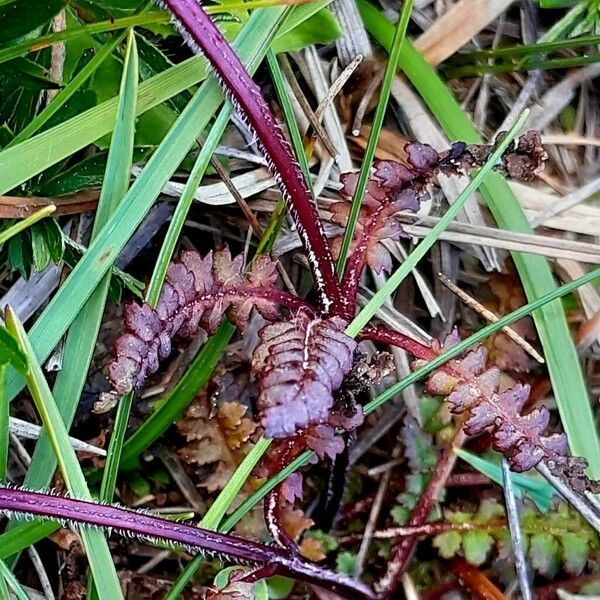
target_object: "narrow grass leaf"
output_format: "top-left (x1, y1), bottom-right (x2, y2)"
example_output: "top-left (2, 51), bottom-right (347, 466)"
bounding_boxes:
top-left (8, 31), bottom-right (127, 147)
top-left (4, 30), bottom-right (139, 560)
top-left (0, 567), bottom-right (8, 600)
top-left (4, 308), bottom-right (124, 600)
top-left (336, 0), bottom-right (412, 275)
top-left (145, 104), bottom-right (233, 306)
top-left (358, 0), bottom-right (600, 478)
top-left (346, 111), bottom-right (528, 337)
top-left (0, 559), bottom-right (28, 600)
top-left (0, 366), bottom-right (7, 481)
top-left (266, 50), bottom-right (313, 191)
top-left (455, 448), bottom-right (555, 512)
top-left (21, 29), bottom-right (138, 491)
top-left (0, 4), bottom-right (329, 195)
top-left (100, 392), bottom-right (134, 502)
top-left (0, 13), bottom-right (167, 65)
top-left (0, 206), bottom-right (56, 245)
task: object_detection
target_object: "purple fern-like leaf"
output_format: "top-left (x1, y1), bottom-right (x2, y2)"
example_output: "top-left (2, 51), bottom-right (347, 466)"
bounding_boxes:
top-left (252, 313), bottom-right (357, 439)
top-left (418, 335), bottom-right (597, 491)
top-left (109, 249), bottom-right (311, 395)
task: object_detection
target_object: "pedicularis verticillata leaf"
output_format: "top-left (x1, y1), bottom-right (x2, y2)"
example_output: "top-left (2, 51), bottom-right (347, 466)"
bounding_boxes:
top-left (416, 333), bottom-right (599, 492)
top-left (109, 249), bottom-right (309, 395)
top-left (252, 314), bottom-right (358, 442)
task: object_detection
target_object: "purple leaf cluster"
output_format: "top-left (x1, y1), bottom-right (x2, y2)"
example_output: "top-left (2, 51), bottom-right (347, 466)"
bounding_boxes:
top-left (419, 334), bottom-right (596, 491)
top-left (109, 249), bottom-right (302, 395)
top-left (331, 158), bottom-right (421, 275)
top-left (252, 313), bottom-right (357, 441)
top-left (332, 133), bottom-right (546, 313)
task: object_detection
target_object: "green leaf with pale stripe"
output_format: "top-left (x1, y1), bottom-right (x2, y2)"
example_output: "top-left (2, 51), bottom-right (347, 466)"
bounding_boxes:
top-left (5, 308), bottom-right (124, 600)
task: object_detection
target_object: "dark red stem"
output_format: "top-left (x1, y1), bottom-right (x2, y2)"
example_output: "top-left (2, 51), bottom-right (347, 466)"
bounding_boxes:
top-left (377, 428), bottom-right (467, 598)
top-left (0, 487), bottom-right (375, 600)
top-left (358, 325), bottom-right (435, 360)
top-left (162, 0), bottom-right (342, 315)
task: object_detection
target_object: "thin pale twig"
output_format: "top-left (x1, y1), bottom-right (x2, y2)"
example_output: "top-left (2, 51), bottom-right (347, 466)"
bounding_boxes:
top-left (26, 545), bottom-right (55, 600)
top-left (314, 54), bottom-right (364, 123)
top-left (355, 464), bottom-right (392, 578)
top-left (531, 175), bottom-right (600, 228)
top-left (437, 273), bottom-right (544, 363)
top-left (501, 458), bottom-right (533, 600)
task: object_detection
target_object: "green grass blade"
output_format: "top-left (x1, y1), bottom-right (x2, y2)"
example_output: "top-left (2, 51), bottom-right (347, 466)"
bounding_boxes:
top-left (144, 104), bottom-right (233, 306)
top-left (20, 29), bottom-right (139, 492)
top-left (3, 30), bottom-right (139, 559)
top-left (0, 13), bottom-right (167, 65)
top-left (221, 450), bottom-right (314, 532)
top-left (335, 0), bottom-right (412, 275)
top-left (8, 31), bottom-right (127, 147)
top-left (99, 392), bottom-right (133, 502)
top-left (4, 308), bottom-right (124, 600)
top-left (0, 56), bottom-right (210, 195)
top-left (0, 206), bottom-right (56, 245)
top-left (0, 559), bottom-right (28, 600)
top-left (445, 53), bottom-right (600, 77)
top-left (0, 366), bottom-right (7, 481)
top-left (266, 50), bottom-right (313, 191)
top-left (358, 0), bottom-right (600, 479)
top-left (450, 33), bottom-right (600, 64)
top-left (0, 566), bottom-right (9, 600)
top-left (3, 7), bottom-right (291, 404)
top-left (347, 111), bottom-right (528, 337)
top-left (202, 437), bottom-right (273, 529)
top-left (454, 448), bottom-right (555, 512)
top-left (0, 3), bottom-right (329, 195)
top-left (0, 523), bottom-right (58, 560)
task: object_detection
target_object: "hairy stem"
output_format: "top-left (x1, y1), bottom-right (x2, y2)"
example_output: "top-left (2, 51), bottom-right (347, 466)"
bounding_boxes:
top-left (0, 487), bottom-right (375, 600)
top-left (161, 0), bottom-right (341, 314)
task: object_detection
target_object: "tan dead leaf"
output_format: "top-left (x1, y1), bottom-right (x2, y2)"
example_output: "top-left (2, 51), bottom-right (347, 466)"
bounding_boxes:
top-left (280, 506), bottom-right (314, 541)
top-left (177, 394), bottom-right (257, 492)
top-left (299, 537), bottom-right (326, 562)
top-left (49, 527), bottom-right (78, 550)
top-left (219, 401), bottom-right (257, 450)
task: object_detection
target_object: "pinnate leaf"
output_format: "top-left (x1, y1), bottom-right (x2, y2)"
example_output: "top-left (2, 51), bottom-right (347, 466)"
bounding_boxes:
top-left (433, 499), bottom-right (599, 576)
top-left (530, 532), bottom-right (561, 578)
top-left (178, 395), bottom-right (257, 492)
top-left (252, 313), bottom-right (357, 440)
top-left (433, 531), bottom-right (462, 559)
top-left (109, 248), bottom-right (284, 395)
top-left (330, 133), bottom-right (546, 283)
top-left (331, 157), bottom-right (422, 275)
top-left (418, 333), bottom-right (595, 491)
top-left (462, 530), bottom-right (494, 566)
